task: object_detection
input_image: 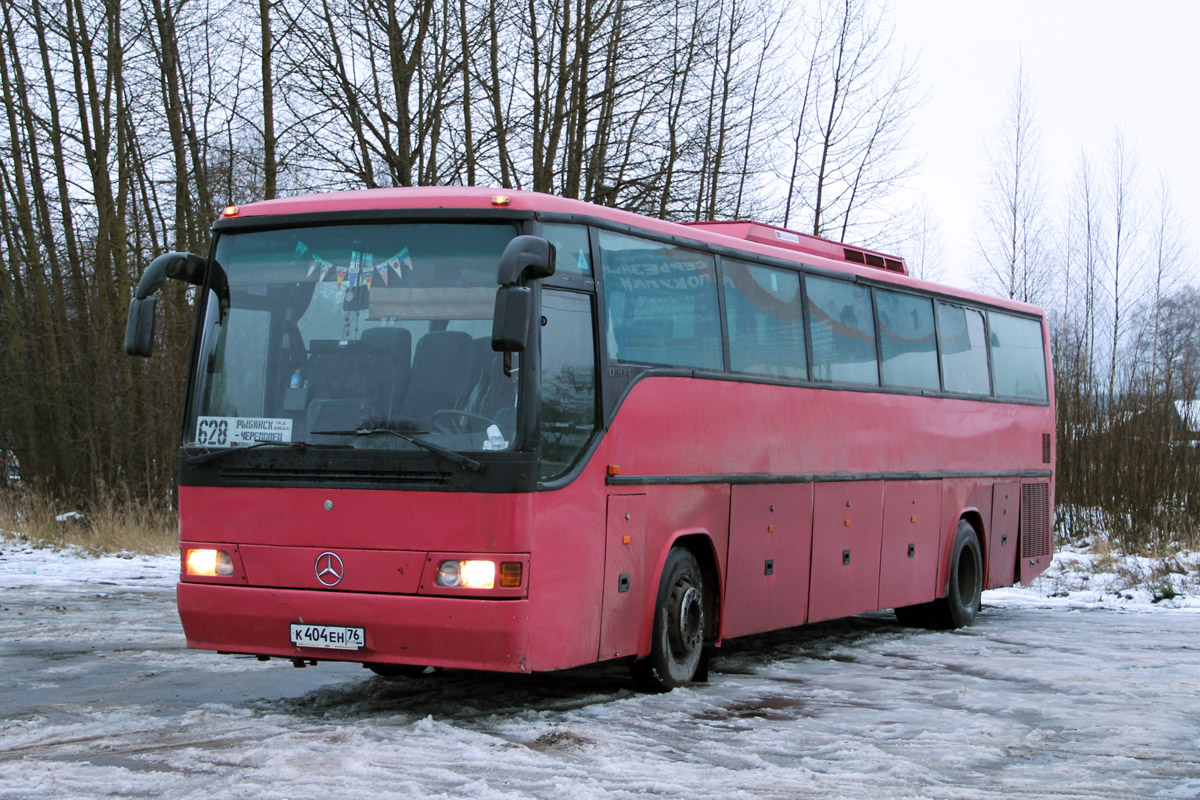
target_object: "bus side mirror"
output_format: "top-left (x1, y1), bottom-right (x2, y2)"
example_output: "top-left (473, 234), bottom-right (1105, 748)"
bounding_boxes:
top-left (492, 235), bottom-right (555, 354)
top-left (124, 251), bottom-right (206, 358)
top-left (492, 286), bottom-right (532, 352)
top-left (125, 296), bottom-right (158, 357)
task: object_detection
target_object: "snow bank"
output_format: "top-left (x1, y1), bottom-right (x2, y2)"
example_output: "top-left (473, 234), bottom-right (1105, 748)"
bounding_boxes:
top-left (0, 534), bottom-right (178, 593)
top-left (985, 546), bottom-right (1200, 613)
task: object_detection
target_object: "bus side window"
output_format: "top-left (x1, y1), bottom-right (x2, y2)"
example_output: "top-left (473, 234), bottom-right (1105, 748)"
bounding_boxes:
top-left (805, 275), bottom-right (878, 386)
top-left (598, 230), bottom-right (721, 370)
top-left (876, 289), bottom-right (939, 391)
top-left (540, 290), bottom-right (597, 479)
top-left (937, 302), bottom-right (990, 395)
top-left (723, 261), bottom-right (806, 380)
top-left (543, 223), bottom-right (592, 275)
top-left (988, 311), bottom-right (1048, 401)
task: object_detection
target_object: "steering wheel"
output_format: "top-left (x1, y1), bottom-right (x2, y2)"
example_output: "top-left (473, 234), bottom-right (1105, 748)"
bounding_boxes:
top-left (432, 409), bottom-right (501, 435)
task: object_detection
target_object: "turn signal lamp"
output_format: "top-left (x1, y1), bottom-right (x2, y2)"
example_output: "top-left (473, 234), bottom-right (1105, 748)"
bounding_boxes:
top-left (185, 548), bottom-right (233, 577)
top-left (499, 562), bottom-right (522, 588)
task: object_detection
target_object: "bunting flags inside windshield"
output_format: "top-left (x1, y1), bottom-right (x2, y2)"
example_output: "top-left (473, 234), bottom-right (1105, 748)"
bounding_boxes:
top-left (290, 244), bottom-right (417, 289)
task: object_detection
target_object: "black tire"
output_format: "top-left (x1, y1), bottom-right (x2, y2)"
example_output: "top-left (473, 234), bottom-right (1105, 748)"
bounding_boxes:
top-left (893, 601), bottom-right (937, 627)
top-left (894, 520), bottom-right (983, 630)
top-left (941, 520), bottom-right (984, 627)
top-left (630, 548), bottom-right (707, 692)
top-left (365, 663), bottom-right (434, 678)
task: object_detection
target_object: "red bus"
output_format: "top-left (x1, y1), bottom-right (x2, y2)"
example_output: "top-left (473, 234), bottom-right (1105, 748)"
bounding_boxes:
top-left (126, 187), bottom-right (1054, 690)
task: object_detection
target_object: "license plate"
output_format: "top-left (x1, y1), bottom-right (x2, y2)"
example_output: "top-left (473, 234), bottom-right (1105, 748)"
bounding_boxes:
top-left (290, 623), bottom-right (365, 650)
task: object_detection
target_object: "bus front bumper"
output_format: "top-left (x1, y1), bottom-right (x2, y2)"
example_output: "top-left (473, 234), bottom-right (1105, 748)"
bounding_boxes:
top-left (176, 582), bottom-right (532, 672)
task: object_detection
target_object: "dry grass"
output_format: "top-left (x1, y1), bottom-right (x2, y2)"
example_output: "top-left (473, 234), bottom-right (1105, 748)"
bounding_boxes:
top-left (0, 487), bottom-right (176, 555)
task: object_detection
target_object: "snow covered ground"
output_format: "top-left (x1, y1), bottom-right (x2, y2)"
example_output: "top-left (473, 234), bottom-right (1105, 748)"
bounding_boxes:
top-left (1, 537), bottom-right (1198, 800)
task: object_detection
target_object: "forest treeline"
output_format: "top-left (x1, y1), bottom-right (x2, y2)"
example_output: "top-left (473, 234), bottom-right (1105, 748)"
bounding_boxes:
top-left (0, 0), bottom-right (1196, 553)
top-left (0, 0), bottom-right (915, 505)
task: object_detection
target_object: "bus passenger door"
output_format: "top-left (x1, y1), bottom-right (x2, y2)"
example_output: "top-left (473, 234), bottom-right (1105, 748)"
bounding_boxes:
top-left (989, 482), bottom-right (1019, 588)
top-left (598, 494), bottom-right (646, 661)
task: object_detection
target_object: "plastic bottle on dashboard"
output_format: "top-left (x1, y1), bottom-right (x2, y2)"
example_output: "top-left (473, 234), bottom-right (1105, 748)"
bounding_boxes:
top-left (290, 369), bottom-right (302, 389)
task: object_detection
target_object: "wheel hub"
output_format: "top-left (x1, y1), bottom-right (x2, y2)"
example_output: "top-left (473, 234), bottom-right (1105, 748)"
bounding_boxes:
top-left (669, 584), bottom-right (703, 657)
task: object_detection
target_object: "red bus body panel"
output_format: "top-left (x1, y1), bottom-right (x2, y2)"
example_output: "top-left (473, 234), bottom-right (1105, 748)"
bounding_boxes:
top-left (724, 484), bottom-right (813, 638)
top-left (877, 481), bottom-right (942, 609)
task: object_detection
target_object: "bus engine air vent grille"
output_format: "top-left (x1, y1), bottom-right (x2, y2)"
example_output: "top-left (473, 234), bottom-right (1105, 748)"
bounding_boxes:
top-left (1042, 433), bottom-right (1052, 464)
top-left (1020, 482), bottom-right (1052, 560)
top-left (217, 466), bottom-right (450, 486)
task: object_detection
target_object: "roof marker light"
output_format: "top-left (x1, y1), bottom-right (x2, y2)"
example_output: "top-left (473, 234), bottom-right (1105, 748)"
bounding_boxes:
top-left (491, 194), bottom-right (511, 206)
top-left (222, 205), bottom-right (240, 217)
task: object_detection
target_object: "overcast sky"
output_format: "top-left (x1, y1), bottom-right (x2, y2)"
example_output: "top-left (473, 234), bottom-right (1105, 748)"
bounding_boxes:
top-left (886, 0), bottom-right (1200, 291)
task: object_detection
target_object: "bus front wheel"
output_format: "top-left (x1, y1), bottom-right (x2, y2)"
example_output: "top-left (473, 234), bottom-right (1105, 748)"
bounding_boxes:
top-left (366, 663), bottom-right (435, 678)
top-left (631, 547), bottom-right (706, 692)
top-left (895, 520), bottom-right (983, 630)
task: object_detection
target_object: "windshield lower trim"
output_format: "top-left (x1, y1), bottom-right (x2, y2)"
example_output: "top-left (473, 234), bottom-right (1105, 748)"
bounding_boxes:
top-left (177, 448), bottom-right (538, 493)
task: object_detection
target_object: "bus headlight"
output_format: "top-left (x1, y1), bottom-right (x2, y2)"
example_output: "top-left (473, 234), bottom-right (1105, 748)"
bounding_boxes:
top-left (422, 554), bottom-right (527, 597)
top-left (436, 560), bottom-right (496, 589)
top-left (185, 548), bottom-right (234, 577)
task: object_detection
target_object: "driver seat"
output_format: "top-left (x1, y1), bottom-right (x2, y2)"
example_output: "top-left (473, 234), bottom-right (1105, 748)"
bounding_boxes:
top-left (395, 330), bottom-right (475, 424)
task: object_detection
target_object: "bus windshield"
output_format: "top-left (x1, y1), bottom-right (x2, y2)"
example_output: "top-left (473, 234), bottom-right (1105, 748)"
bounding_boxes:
top-left (189, 222), bottom-right (521, 456)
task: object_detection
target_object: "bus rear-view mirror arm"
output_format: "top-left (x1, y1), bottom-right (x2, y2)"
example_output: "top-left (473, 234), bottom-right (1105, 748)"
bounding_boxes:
top-left (495, 235), bottom-right (556, 286)
top-left (492, 235), bottom-right (556, 355)
top-left (124, 251), bottom-right (207, 358)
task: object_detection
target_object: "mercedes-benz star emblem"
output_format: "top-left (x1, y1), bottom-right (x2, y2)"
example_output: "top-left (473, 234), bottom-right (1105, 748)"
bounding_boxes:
top-left (314, 552), bottom-right (344, 587)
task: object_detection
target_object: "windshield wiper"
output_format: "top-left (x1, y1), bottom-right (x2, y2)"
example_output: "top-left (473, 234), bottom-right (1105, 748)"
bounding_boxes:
top-left (185, 439), bottom-right (307, 466)
top-left (310, 428), bottom-right (484, 472)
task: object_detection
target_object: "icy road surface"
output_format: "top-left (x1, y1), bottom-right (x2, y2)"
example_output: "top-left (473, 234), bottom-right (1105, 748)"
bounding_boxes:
top-left (2, 544), bottom-right (1199, 800)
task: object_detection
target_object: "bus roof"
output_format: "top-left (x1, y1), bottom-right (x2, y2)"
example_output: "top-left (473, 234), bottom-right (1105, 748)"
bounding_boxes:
top-left (222, 186), bottom-right (1044, 317)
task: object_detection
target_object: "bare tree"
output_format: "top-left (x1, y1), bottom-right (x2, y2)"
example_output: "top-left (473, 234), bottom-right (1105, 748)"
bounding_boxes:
top-left (1104, 129), bottom-right (1142, 398)
top-left (974, 58), bottom-right (1049, 305)
top-left (782, 0), bottom-right (919, 243)
top-left (1145, 173), bottom-right (1184, 392)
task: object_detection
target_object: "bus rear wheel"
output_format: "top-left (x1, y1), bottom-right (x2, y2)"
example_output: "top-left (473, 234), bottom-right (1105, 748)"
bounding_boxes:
top-left (630, 547), bottom-right (706, 692)
top-left (895, 520), bottom-right (983, 630)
